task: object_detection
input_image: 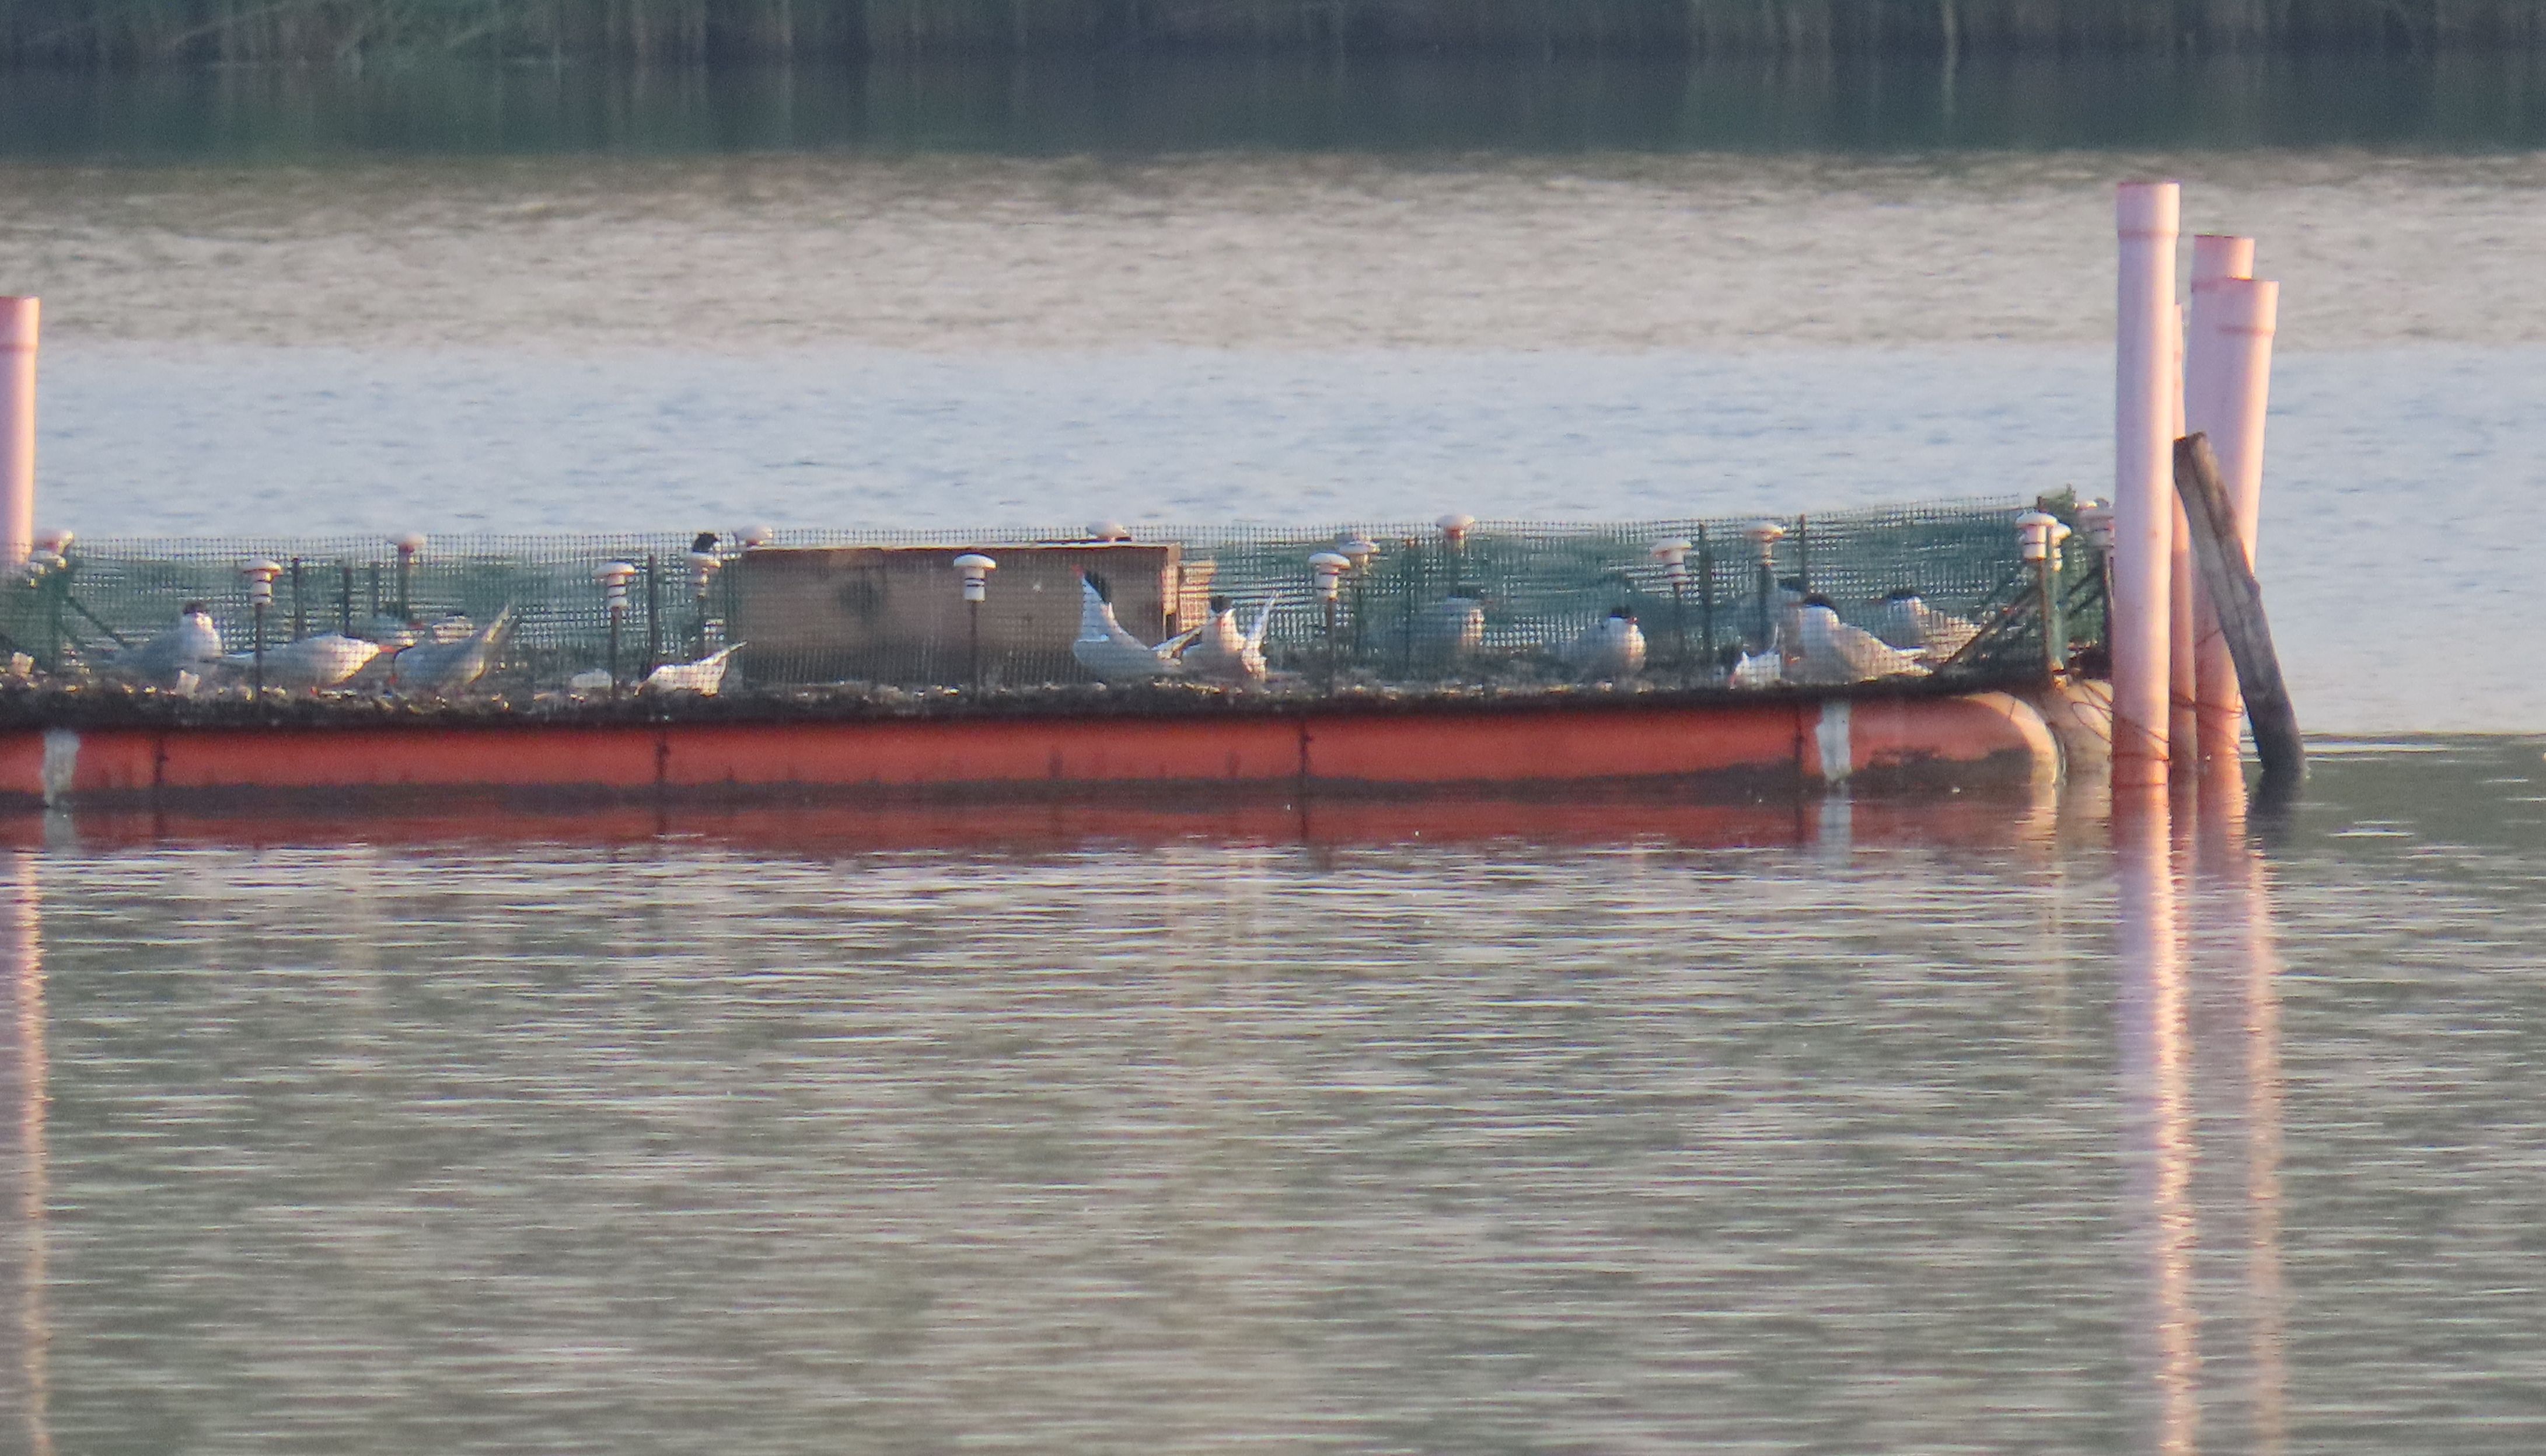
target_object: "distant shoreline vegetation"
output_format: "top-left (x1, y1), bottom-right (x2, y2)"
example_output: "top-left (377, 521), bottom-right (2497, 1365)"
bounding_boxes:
top-left (2, 1), bottom-right (2542, 67)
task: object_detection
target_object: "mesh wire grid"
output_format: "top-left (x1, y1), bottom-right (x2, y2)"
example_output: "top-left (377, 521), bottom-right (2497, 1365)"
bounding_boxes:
top-left (6, 496), bottom-right (2098, 694)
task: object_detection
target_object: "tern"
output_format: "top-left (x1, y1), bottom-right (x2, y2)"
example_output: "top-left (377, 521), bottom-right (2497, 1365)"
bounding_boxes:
top-left (1875, 590), bottom-right (1982, 664)
top-left (1071, 573), bottom-right (1198, 683)
top-left (1731, 650), bottom-right (1784, 688)
top-left (109, 602), bottom-right (222, 687)
top-left (644, 644), bottom-right (743, 696)
top-left (1184, 596), bottom-right (1277, 685)
top-left (223, 633), bottom-right (379, 690)
top-left (1561, 607), bottom-right (1647, 680)
top-left (1792, 597), bottom-right (1930, 684)
top-left (388, 607), bottom-right (513, 695)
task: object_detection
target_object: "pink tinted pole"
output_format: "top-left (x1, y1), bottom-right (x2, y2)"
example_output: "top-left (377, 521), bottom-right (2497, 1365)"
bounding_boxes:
top-left (2168, 302), bottom-right (2198, 781)
top-left (2185, 236), bottom-right (2259, 770)
top-left (0, 299), bottom-right (34, 571)
top-left (2200, 278), bottom-right (2280, 766)
top-left (2113, 183), bottom-right (2181, 789)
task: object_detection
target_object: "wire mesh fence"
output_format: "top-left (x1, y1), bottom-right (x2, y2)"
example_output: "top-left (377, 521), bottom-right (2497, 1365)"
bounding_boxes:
top-left (0, 495), bottom-right (2104, 710)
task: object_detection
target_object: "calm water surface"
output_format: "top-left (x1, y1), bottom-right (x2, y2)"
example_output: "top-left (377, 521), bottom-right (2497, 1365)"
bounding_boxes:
top-left (2, 741), bottom-right (2542, 1452)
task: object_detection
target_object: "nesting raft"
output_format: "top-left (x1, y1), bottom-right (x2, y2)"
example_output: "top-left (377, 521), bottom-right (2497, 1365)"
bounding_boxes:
top-left (0, 680), bottom-right (2067, 809)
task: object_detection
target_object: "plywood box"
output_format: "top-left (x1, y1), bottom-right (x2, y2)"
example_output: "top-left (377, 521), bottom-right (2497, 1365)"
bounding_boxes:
top-left (732, 542), bottom-right (1214, 685)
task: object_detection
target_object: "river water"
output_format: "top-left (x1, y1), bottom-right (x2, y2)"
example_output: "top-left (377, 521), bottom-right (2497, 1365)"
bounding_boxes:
top-left (1, 59), bottom-right (2542, 1453)
top-left (5, 742), bottom-right (2545, 1452)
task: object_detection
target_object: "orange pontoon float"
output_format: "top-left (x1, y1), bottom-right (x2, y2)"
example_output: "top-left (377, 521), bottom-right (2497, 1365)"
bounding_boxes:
top-left (0, 683), bottom-right (2075, 811)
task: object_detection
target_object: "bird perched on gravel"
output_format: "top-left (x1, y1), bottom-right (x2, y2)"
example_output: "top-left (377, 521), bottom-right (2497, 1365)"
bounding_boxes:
top-left (1874, 590), bottom-right (1981, 664)
top-left (225, 633), bottom-right (379, 691)
top-left (1071, 573), bottom-right (1198, 683)
top-left (1793, 596), bottom-right (1930, 685)
top-left (1561, 607), bottom-right (1647, 680)
top-left (1184, 596), bottom-right (1277, 685)
top-left (387, 608), bottom-right (512, 696)
top-left (643, 644), bottom-right (742, 696)
top-left (1731, 650), bottom-right (1784, 687)
top-left (108, 602), bottom-right (222, 688)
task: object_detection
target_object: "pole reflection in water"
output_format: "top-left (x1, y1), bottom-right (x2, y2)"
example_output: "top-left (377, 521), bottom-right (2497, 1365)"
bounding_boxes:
top-left (2236, 842), bottom-right (2287, 1456)
top-left (2121, 769), bottom-right (2292, 1456)
top-left (0, 849), bottom-right (47, 1456)
top-left (2116, 783), bottom-right (2200, 1454)
top-left (2194, 769), bottom-right (2287, 1456)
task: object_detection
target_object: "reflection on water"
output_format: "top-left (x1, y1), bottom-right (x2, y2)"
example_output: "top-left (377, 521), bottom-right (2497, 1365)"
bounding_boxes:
top-left (1, 740), bottom-right (2538, 1450)
top-left (2115, 774), bottom-right (2291, 1456)
top-left (1, 850), bottom-right (47, 1456)
top-left (5, 53), bottom-right (2546, 160)
top-left (2117, 784), bottom-right (2201, 1453)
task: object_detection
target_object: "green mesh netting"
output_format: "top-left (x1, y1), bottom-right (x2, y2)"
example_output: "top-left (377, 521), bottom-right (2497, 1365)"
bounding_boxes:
top-left (1, 495), bottom-right (2100, 698)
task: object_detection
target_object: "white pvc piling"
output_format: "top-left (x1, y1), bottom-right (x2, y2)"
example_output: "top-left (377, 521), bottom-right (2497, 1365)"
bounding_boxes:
top-left (2185, 235), bottom-right (2259, 769)
top-left (2113, 182), bottom-right (2181, 789)
top-left (2210, 281), bottom-right (2279, 558)
top-left (2193, 275), bottom-right (2279, 769)
top-left (0, 298), bottom-right (36, 571)
top-left (2169, 302), bottom-right (2198, 778)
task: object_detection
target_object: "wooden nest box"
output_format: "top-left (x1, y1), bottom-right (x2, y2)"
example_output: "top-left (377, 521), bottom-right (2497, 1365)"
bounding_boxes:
top-left (731, 541), bottom-right (1214, 685)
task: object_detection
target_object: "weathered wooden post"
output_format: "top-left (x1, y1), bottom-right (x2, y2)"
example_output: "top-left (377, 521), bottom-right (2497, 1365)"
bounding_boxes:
top-left (2173, 434), bottom-right (2301, 789)
top-left (0, 298), bottom-right (35, 570)
top-left (2113, 182), bottom-right (2181, 788)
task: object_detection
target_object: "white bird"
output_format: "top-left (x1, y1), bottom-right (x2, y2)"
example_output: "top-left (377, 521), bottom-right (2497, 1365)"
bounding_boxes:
top-left (1561, 608), bottom-right (1647, 680)
top-left (1731, 650), bottom-right (1784, 688)
top-left (567, 668), bottom-right (614, 696)
top-left (1419, 595), bottom-right (1487, 658)
top-left (1767, 576), bottom-right (1808, 658)
top-left (387, 607), bottom-right (513, 696)
top-left (1184, 596), bottom-right (1276, 685)
top-left (223, 633), bottom-right (379, 690)
top-left (108, 602), bottom-right (223, 687)
top-left (1792, 598), bottom-right (1931, 685)
top-left (1070, 572), bottom-right (1197, 683)
top-left (1874, 590), bottom-right (1981, 663)
top-left (644, 644), bottom-right (743, 696)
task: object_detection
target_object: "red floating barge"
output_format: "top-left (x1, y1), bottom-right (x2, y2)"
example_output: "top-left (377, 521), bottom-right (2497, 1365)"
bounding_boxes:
top-left (0, 684), bottom-right (2089, 811)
